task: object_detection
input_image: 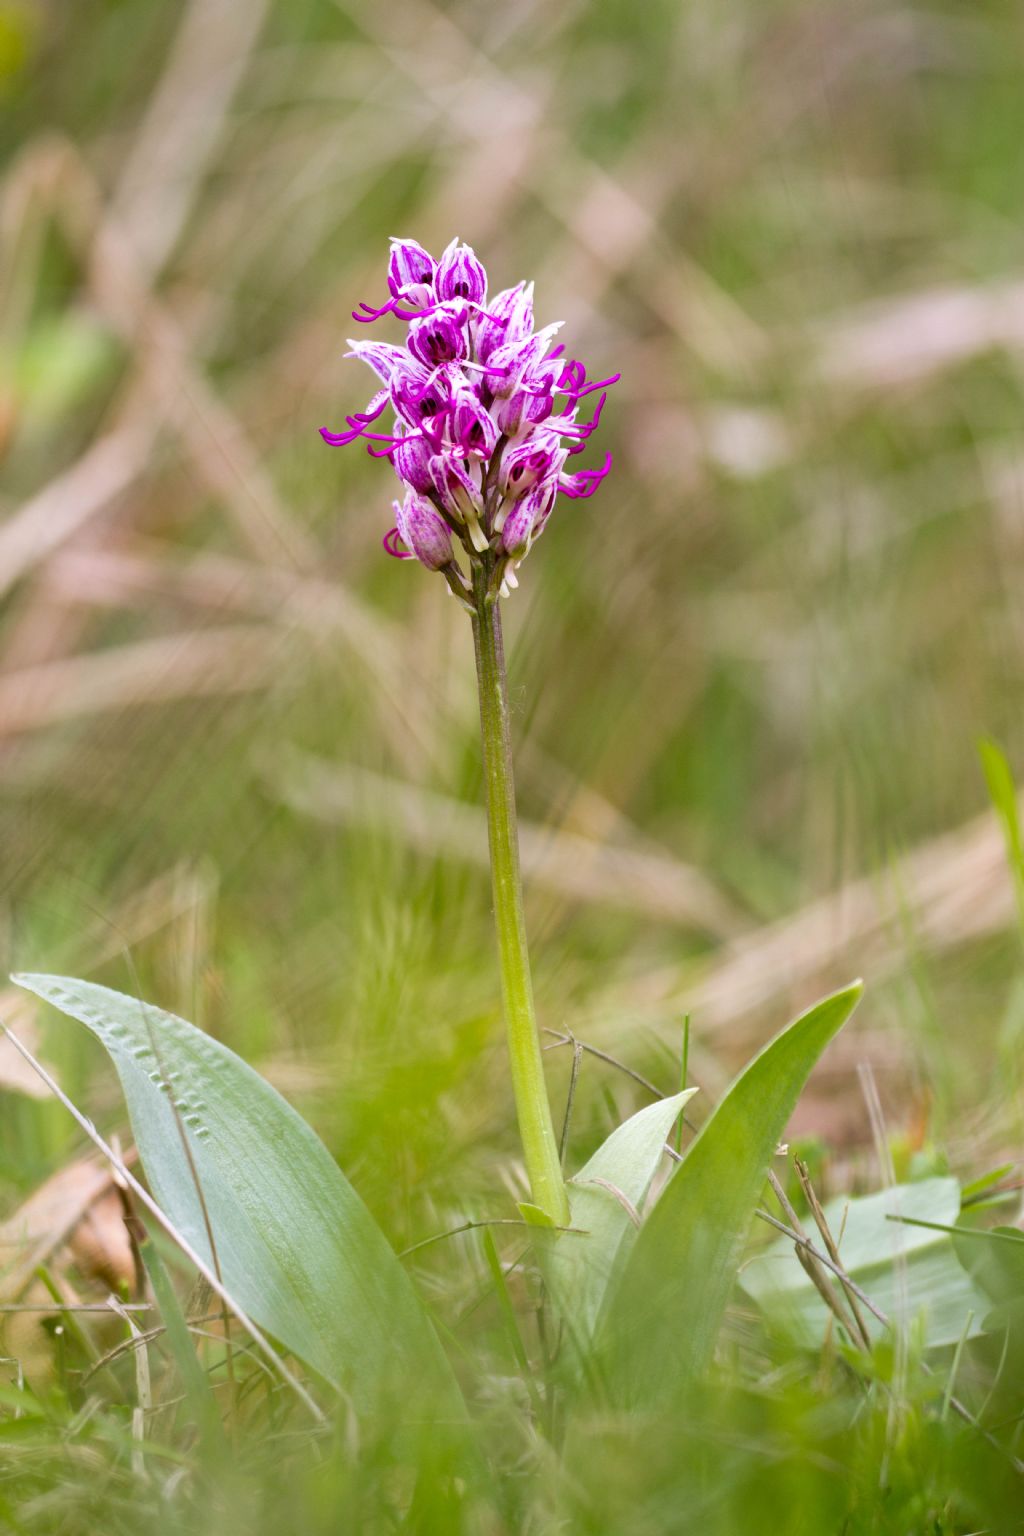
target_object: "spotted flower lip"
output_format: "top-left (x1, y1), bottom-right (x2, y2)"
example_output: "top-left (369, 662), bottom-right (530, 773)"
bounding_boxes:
top-left (407, 303), bottom-right (470, 369)
top-left (321, 238), bottom-right (618, 589)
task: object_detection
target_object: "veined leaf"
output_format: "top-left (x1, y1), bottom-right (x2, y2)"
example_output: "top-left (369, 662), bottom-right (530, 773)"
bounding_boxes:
top-left (952, 1222), bottom-right (1024, 1308)
top-left (952, 1222), bottom-right (1024, 1351)
top-left (741, 1178), bottom-right (989, 1348)
top-left (595, 982), bottom-right (863, 1406)
top-left (543, 1089), bottom-right (698, 1353)
top-left (13, 974), bottom-right (462, 1425)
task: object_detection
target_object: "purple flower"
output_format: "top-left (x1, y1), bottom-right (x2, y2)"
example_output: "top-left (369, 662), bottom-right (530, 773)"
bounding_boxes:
top-left (435, 239), bottom-right (487, 306)
top-left (500, 480), bottom-right (556, 558)
top-left (321, 239), bottom-right (618, 594)
top-left (407, 303), bottom-right (469, 369)
top-left (429, 453), bottom-right (488, 551)
top-left (498, 432), bottom-right (566, 499)
top-left (474, 282), bottom-right (534, 366)
top-left (390, 491), bottom-right (453, 570)
top-left (448, 380), bottom-right (499, 459)
top-left (391, 429), bottom-right (434, 495)
top-left (390, 360), bottom-right (451, 435)
top-left (388, 238), bottom-right (435, 300)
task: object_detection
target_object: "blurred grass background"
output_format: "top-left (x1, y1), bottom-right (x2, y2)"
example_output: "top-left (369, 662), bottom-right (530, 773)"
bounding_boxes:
top-left (1, 0), bottom-right (1023, 1334)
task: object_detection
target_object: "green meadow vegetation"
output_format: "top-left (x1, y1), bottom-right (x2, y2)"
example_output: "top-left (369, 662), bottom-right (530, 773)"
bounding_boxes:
top-left (2, 1), bottom-right (1024, 1531)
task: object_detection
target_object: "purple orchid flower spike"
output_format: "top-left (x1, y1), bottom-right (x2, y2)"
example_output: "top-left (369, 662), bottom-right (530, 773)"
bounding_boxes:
top-left (321, 240), bottom-right (619, 1230)
top-left (320, 237), bottom-right (618, 601)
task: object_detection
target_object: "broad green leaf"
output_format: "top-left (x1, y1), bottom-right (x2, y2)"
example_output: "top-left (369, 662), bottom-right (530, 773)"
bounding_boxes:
top-left (595, 982), bottom-right (863, 1406)
top-left (741, 1178), bottom-right (989, 1347)
top-left (952, 1224), bottom-right (1024, 1358)
top-left (952, 1223), bottom-right (1024, 1309)
top-left (13, 974), bottom-right (462, 1425)
top-left (543, 1089), bottom-right (698, 1351)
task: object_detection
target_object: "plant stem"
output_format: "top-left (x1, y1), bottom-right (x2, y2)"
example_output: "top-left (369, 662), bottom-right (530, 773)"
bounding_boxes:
top-left (471, 558), bottom-right (570, 1225)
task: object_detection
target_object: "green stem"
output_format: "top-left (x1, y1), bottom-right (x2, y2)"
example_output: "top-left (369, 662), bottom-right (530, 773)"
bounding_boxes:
top-left (471, 559), bottom-right (570, 1226)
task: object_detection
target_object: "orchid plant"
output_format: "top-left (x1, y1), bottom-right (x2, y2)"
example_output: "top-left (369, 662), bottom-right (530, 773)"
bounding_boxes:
top-left (321, 238), bottom-right (620, 1224)
top-left (9, 237), bottom-right (868, 1457)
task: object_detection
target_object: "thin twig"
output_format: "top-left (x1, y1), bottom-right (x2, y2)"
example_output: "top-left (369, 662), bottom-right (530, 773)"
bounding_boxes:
top-left (795, 1158), bottom-right (872, 1350)
top-left (765, 1169), bottom-right (863, 1343)
top-left (755, 1206), bottom-right (890, 1327)
top-left (543, 1029), bottom-right (664, 1102)
top-left (0, 1303), bottom-right (152, 1313)
top-left (398, 1216), bottom-right (583, 1261)
top-left (558, 1031), bottom-right (584, 1168)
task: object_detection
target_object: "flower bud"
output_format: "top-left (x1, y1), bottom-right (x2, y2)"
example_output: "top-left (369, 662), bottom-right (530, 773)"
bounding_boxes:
top-left (388, 238), bottom-right (436, 302)
top-left (394, 493), bottom-right (453, 570)
top-left (435, 239), bottom-right (487, 305)
top-left (501, 480), bottom-right (556, 558)
top-left (476, 282), bottom-right (534, 363)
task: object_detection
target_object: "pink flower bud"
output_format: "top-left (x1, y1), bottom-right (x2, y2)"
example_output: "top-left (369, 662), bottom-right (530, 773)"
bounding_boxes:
top-left (501, 480), bottom-right (556, 558)
top-left (476, 282), bottom-right (534, 363)
top-left (388, 238), bottom-right (436, 302)
top-left (394, 493), bottom-right (453, 569)
top-left (435, 239), bottom-right (487, 305)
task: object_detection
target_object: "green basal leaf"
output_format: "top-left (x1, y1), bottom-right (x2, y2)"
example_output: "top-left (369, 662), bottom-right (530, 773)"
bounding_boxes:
top-left (742, 1178), bottom-right (990, 1347)
top-left (542, 1088), bottom-right (697, 1355)
top-left (594, 982), bottom-right (863, 1406)
top-left (952, 1222), bottom-right (1024, 1308)
top-left (13, 974), bottom-right (463, 1427)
